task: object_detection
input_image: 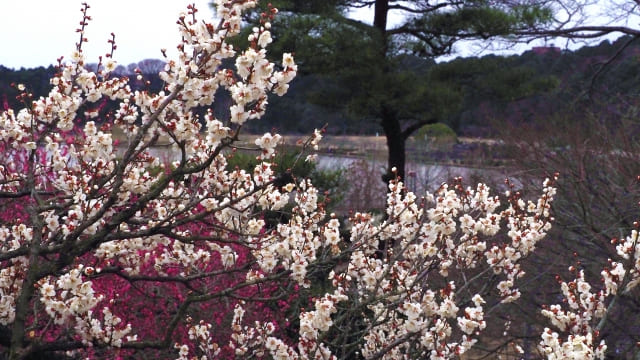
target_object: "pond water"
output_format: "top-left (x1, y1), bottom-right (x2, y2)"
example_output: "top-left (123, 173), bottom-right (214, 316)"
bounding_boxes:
top-left (116, 143), bottom-right (523, 194)
top-left (316, 155), bottom-right (522, 195)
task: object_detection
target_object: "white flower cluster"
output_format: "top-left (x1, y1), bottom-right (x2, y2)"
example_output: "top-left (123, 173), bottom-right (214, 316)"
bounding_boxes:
top-left (605, 228), bottom-right (640, 293)
top-left (542, 270), bottom-right (607, 333)
top-left (0, 257), bottom-right (27, 325)
top-left (38, 266), bottom-right (134, 347)
top-left (175, 320), bottom-right (220, 360)
top-left (255, 132), bottom-right (282, 159)
top-left (0, 0), bottom-right (301, 355)
top-left (538, 225), bottom-right (640, 359)
top-left (229, 293), bottom-right (345, 360)
top-left (214, 0), bottom-right (258, 36)
top-left (74, 307), bottom-right (134, 348)
top-left (39, 266), bottom-right (102, 325)
top-left (296, 293), bottom-right (347, 359)
top-left (252, 178), bottom-right (328, 287)
top-left (324, 179), bottom-right (555, 359)
top-left (487, 178), bottom-right (556, 302)
top-left (227, 303), bottom-right (287, 358)
top-left (539, 330), bottom-right (607, 360)
top-left (457, 295), bottom-right (487, 335)
top-left (224, 178), bottom-right (556, 360)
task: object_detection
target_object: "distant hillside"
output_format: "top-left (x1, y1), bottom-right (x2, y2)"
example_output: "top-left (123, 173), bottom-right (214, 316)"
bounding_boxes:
top-left (2, 36), bottom-right (640, 136)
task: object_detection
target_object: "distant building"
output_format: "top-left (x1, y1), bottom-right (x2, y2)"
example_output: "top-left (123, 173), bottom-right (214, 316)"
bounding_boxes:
top-left (532, 46), bottom-right (562, 55)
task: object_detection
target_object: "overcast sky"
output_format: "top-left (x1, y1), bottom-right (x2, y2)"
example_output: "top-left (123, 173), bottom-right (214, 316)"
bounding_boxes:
top-left (0, 1), bottom-right (215, 69)
top-left (0, 0), bottom-right (524, 70)
top-left (0, 1), bottom-right (629, 69)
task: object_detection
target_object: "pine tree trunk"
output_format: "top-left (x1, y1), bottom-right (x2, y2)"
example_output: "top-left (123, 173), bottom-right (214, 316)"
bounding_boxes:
top-left (374, 1), bottom-right (405, 185)
top-left (381, 107), bottom-right (405, 184)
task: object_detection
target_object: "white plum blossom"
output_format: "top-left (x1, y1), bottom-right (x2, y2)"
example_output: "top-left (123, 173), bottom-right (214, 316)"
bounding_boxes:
top-left (255, 132), bottom-right (282, 159)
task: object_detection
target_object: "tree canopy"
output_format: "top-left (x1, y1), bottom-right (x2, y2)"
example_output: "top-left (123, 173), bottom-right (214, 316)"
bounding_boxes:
top-left (239, 0), bottom-right (556, 182)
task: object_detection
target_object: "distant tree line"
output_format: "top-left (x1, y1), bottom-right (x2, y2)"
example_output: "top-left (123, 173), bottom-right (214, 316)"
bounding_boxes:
top-left (2, 35), bottom-right (640, 137)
